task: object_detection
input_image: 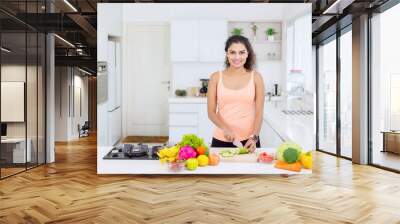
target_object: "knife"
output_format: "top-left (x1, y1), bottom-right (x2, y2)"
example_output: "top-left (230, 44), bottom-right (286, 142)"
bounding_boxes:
top-left (233, 139), bottom-right (244, 148)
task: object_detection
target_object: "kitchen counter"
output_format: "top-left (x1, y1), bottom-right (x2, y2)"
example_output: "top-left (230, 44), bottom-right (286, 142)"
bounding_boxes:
top-left (97, 146), bottom-right (312, 175)
top-left (169, 97), bottom-right (207, 104)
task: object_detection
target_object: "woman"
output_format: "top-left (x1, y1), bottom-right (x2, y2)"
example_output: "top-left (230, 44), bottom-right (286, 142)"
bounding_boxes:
top-left (207, 35), bottom-right (265, 152)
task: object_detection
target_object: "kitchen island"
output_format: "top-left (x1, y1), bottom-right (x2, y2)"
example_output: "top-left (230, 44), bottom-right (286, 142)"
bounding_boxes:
top-left (98, 146), bottom-right (312, 175)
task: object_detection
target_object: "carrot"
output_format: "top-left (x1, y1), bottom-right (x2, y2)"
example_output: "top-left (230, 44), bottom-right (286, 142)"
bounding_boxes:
top-left (274, 160), bottom-right (302, 172)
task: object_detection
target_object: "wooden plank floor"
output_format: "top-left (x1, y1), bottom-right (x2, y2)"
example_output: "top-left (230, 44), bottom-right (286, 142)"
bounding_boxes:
top-left (1, 135), bottom-right (400, 224)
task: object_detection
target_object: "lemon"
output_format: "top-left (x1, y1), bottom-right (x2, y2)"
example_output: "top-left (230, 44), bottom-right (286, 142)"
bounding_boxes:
top-left (197, 155), bottom-right (209, 166)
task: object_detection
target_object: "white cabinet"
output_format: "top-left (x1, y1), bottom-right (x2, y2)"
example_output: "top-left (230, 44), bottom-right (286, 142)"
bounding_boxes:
top-left (168, 102), bottom-right (214, 145)
top-left (170, 20), bottom-right (198, 62)
top-left (108, 107), bottom-right (122, 146)
top-left (198, 20), bottom-right (227, 62)
top-left (107, 39), bottom-right (122, 146)
top-left (170, 20), bottom-right (227, 62)
top-left (169, 113), bottom-right (198, 126)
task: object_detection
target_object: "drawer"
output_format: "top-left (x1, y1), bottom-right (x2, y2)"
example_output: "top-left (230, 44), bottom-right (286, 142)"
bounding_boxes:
top-left (169, 113), bottom-right (198, 126)
top-left (169, 103), bottom-right (199, 113)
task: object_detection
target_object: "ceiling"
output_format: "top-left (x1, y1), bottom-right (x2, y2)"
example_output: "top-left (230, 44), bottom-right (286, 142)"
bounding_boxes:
top-left (0, 0), bottom-right (392, 73)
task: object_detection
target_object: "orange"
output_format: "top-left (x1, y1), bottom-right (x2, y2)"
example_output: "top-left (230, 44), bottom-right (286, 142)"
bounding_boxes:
top-left (196, 146), bottom-right (206, 155)
top-left (208, 153), bottom-right (220, 166)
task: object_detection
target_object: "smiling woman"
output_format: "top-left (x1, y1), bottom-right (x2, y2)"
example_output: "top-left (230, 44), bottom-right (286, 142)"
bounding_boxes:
top-left (207, 35), bottom-right (265, 152)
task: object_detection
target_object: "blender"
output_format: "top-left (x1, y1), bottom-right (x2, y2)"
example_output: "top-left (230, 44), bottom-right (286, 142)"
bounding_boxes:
top-left (199, 79), bottom-right (209, 97)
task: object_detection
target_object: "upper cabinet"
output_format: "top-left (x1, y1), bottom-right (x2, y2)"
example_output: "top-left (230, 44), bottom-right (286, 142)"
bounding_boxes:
top-left (170, 20), bottom-right (199, 62)
top-left (198, 20), bottom-right (228, 62)
top-left (170, 20), bottom-right (227, 62)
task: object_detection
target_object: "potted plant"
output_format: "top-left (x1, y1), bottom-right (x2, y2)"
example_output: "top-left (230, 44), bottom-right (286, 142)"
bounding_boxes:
top-left (231, 28), bottom-right (243, 36)
top-left (266, 28), bottom-right (277, 41)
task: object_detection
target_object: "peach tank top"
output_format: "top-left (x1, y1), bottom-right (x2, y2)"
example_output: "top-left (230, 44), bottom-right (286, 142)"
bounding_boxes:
top-left (213, 70), bottom-right (256, 142)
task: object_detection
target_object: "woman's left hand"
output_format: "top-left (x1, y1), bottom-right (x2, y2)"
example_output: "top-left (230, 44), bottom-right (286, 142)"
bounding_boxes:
top-left (244, 139), bottom-right (256, 153)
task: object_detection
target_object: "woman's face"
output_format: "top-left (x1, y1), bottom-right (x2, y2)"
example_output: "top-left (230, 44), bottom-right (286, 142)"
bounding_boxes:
top-left (226, 42), bottom-right (248, 69)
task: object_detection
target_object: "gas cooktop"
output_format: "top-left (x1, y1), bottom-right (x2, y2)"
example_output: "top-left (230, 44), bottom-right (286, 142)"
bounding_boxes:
top-left (103, 143), bottom-right (165, 160)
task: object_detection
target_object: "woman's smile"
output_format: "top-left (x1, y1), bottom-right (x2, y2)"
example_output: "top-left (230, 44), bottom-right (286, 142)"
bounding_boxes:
top-left (232, 60), bottom-right (242, 65)
top-left (226, 42), bottom-right (248, 68)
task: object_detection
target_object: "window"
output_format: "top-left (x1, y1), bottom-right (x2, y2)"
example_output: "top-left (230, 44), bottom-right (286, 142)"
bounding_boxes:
top-left (318, 37), bottom-right (337, 154)
top-left (340, 29), bottom-right (352, 158)
top-left (371, 3), bottom-right (400, 171)
top-left (0, 2), bottom-right (46, 179)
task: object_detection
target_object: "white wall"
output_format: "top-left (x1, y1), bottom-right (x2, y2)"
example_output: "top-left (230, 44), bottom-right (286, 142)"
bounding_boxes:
top-left (171, 62), bottom-right (224, 91)
top-left (54, 67), bottom-right (89, 141)
top-left (1, 64), bottom-right (46, 163)
top-left (171, 61), bottom-right (283, 95)
top-left (97, 4), bottom-right (123, 62)
top-left (55, 67), bottom-right (69, 141)
top-left (286, 13), bottom-right (313, 94)
top-left (1, 65), bottom-right (40, 137)
top-left (75, 74), bottom-right (89, 120)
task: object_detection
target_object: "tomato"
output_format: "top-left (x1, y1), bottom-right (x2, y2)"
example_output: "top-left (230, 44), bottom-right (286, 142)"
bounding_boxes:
top-left (258, 152), bottom-right (274, 163)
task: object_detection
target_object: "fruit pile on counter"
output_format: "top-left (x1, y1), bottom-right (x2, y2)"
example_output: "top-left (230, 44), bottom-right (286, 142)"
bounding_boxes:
top-left (158, 134), bottom-right (220, 171)
top-left (158, 134), bottom-right (312, 172)
top-left (275, 142), bottom-right (312, 172)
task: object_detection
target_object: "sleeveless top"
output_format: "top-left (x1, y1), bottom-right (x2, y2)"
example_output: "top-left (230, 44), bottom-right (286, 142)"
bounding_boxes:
top-left (213, 70), bottom-right (256, 142)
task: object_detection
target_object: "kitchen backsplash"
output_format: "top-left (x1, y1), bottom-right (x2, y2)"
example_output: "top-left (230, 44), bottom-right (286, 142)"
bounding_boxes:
top-left (171, 61), bottom-right (283, 97)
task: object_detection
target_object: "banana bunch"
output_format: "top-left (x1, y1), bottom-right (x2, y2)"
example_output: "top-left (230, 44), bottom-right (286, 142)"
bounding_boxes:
top-left (158, 145), bottom-right (180, 163)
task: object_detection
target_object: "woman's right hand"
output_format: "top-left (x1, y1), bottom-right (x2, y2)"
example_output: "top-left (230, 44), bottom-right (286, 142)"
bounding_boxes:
top-left (222, 128), bottom-right (235, 142)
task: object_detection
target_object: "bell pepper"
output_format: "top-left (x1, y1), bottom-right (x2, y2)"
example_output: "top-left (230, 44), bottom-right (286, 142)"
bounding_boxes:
top-left (300, 151), bottom-right (312, 169)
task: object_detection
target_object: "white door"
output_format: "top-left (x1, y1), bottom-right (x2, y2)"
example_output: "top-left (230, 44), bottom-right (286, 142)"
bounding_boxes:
top-left (125, 24), bottom-right (171, 136)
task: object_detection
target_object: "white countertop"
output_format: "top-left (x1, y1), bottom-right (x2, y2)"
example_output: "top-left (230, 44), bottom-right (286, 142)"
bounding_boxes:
top-left (169, 97), bottom-right (207, 104)
top-left (98, 146), bottom-right (312, 175)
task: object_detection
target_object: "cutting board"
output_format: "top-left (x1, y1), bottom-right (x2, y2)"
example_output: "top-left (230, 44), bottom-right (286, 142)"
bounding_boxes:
top-left (210, 148), bottom-right (258, 163)
top-left (219, 153), bottom-right (258, 163)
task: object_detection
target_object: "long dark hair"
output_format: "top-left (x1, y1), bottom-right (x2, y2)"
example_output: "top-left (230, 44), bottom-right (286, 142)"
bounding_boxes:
top-left (224, 35), bottom-right (256, 71)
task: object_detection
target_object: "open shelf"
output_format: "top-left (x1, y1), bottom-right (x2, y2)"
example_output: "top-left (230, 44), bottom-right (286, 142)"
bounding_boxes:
top-left (228, 21), bottom-right (282, 61)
